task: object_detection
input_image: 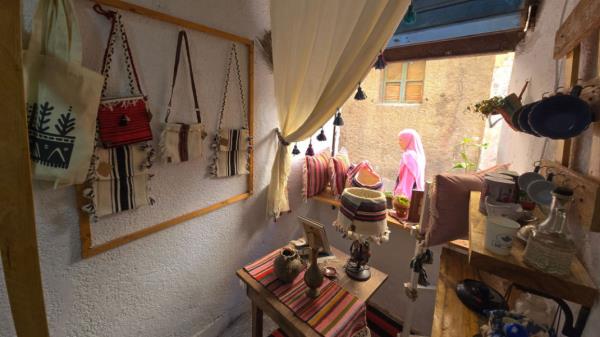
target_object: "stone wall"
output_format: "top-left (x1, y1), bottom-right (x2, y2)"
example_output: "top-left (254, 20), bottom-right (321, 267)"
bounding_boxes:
top-left (339, 54), bottom-right (498, 189)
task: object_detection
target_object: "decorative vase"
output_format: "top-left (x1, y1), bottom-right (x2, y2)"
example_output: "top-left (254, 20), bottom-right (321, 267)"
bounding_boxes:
top-left (304, 247), bottom-right (323, 298)
top-left (273, 247), bottom-right (303, 283)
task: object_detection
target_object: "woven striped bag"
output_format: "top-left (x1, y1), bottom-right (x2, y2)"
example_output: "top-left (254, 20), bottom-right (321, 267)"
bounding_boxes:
top-left (211, 43), bottom-right (251, 177)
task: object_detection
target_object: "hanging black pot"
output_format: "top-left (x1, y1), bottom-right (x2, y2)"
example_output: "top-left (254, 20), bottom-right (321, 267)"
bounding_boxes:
top-left (528, 85), bottom-right (592, 139)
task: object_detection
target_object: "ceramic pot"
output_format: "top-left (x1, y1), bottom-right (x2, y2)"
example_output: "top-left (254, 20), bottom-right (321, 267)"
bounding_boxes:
top-left (273, 247), bottom-right (303, 283)
top-left (393, 198), bottom-right (409, 219)
top-left (304, 248), bottom-right (323, 298)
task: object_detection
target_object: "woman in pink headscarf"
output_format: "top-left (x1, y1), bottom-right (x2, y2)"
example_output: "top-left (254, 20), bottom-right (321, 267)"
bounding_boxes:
top-left (394, 129), bottom-right (426, 200)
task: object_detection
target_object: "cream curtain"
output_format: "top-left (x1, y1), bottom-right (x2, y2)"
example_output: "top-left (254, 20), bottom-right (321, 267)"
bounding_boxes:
top-left (267, 0), bottom-right (410, 218)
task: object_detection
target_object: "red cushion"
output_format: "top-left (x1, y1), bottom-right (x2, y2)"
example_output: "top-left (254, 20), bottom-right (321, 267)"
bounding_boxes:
top-left (329, 152), bottom-right (350, 197)
top-left (303, 149), bottom-right (331, 199)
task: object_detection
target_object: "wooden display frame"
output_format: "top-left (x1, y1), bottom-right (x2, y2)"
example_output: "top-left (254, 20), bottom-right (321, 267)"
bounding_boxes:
top-left (78, 0), bottom-right (254, 258)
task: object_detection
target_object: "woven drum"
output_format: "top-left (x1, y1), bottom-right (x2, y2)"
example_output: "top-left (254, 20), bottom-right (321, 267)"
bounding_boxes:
top-left (334, 187), bottom-right (390, 244)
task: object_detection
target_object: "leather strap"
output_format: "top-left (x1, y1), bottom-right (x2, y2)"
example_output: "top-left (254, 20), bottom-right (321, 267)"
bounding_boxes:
top-left (165, 30), bottom-right (201, 123)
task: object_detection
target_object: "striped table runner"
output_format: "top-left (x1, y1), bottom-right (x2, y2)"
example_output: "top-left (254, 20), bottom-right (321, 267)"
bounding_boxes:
top-left (244, 249), bottom-right (369, 337)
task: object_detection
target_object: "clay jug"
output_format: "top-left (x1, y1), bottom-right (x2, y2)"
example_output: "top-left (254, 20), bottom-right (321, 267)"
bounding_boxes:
top-left (273, 247), bottom-right (303, 283)
top-left (304, 247), bottom-right (324, 298)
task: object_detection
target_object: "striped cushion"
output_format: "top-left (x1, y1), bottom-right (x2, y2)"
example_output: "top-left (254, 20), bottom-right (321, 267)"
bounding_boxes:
top-left (303, 149), bottom-right (331, 199)
top-left (329, 152), bottom-right (350, 198)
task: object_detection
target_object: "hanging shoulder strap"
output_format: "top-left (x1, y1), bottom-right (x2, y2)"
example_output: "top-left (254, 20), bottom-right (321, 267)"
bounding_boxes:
top-left (164, 30), bottom-right (201, 123)
top-left (95, 6), bottom-right (144, 98)
top-left (217, 43), bottom-right (247, 131)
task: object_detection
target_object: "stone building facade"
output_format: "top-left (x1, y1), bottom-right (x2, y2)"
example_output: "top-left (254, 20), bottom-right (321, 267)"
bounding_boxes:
top-left (339, 54), bottom-right (502, 190)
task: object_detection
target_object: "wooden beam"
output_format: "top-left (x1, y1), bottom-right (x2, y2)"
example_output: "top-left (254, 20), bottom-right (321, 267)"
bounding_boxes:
top-left (570, 31), bottom-right (599, 174)
top-left (561, 47), bottom-right (581, 167)
top-left (80, 192), bottom-right (252, 258)
top-left (554, 0), bottom-right (600, 59)
top-left (92, 0), bottom-right (253, 46)
top-left (384, 30), bottom-right (524, 62)
top-left (0, 1), bottom-right (51, 336)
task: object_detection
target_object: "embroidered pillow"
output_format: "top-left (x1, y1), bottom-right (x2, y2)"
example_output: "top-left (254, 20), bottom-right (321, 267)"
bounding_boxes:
top-left (329, 151), bottom-right (350, 197)
top-left (303, 149), bottom-right (331, 200)
top-left (423, 164), bottom-right (510, 247)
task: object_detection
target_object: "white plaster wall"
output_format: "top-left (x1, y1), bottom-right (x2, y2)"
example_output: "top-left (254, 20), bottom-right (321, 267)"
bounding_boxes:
top-left (0, 0), bottom-right (322, 336)
top-left (498, 1), bottom-right (600, 336)
top-left (312, 204), bottom-right (441, 335)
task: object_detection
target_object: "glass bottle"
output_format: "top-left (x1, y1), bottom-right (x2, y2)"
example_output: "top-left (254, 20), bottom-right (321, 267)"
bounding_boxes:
top-left (523, 187), bottom-right (576, 275)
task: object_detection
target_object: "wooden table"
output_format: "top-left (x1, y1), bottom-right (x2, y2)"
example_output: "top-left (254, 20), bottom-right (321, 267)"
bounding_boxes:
top-left (236, 246), bottom-right (388, 337)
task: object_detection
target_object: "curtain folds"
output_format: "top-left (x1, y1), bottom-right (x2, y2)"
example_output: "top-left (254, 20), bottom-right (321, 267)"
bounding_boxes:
top-left (267, 0), bottom-right (409, 218)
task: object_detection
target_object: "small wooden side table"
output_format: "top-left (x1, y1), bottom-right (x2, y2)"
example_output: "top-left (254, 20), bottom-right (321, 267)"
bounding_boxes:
top-left (236, 246), bottom-right (388, 337)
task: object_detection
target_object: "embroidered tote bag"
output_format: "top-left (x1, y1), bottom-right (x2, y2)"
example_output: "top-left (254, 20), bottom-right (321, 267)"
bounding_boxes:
top-left (96, 8), bottom-right (153, 148)
top-left (160, 30), bottom-right (206, 164)
top-left (211, 43), bottom-right (251, 177)
top-left (24, 0), bottom-right (104, 187)
top-left (82, 143), bottom-right (154, 219)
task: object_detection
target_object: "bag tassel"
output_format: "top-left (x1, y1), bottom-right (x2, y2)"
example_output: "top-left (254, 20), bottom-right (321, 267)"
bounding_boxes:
top-left (316, 128), bottom-right (327, 141)
top-left (354, 83), bottom-right (367, 100)
top-left (374, 51), bottom-right (386, 70)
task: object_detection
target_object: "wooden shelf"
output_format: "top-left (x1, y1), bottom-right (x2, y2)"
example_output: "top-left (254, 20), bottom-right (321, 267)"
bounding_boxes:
top-left (468, 191), bottom-right (597, 307)
top-left (312, 189), bottom-right (469, 250)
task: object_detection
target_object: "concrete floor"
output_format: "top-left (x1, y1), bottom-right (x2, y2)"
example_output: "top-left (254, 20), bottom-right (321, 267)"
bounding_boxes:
top-left (221, 310), bottom-right (278, 337)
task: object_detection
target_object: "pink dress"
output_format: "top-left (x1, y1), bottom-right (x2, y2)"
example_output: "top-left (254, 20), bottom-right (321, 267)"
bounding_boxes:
top-left (393, 129), bottom-right (426, 200)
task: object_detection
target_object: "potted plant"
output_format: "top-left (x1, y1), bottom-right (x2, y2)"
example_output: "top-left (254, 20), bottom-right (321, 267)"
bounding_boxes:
top-left (384, 191), bottom-right (394, 209)
top-left (393, 195), bottom-right (410, 219)
top-left (467, 96), bottom-right (506, 119)
top-left (467, 94), bottom-right (522, 130)
top-left (452, 136), bottom-right (488, 173)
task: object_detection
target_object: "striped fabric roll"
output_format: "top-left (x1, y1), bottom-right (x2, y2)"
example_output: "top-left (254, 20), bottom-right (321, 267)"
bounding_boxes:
top-left (244, 249), bottom-right (369, 337)
top-left (303, 149), bottom-right (331, 200)
top-left (329, 151), bottom-right (350, 198)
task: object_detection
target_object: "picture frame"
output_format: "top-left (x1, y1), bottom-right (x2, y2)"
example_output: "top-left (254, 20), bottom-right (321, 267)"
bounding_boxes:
top-left (298, 216), bottom-right (332, 256)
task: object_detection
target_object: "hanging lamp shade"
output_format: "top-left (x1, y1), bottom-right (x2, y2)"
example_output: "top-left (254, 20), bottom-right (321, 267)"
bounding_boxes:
top-left (354, 83), bottom-right (367, 100)
top-left (292, 143), bottom-right (301, 155)
top-left (333, 110), bottom-right (344, 126)
top-left (374, 51), bottom-right (386, 70)
top-left (317, 128), bottom-right (327, 141)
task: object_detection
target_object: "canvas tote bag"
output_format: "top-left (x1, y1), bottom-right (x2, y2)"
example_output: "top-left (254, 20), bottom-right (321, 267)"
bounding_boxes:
top-left (160, 30), bottom-right (207, 164)
top-left (211, 43), bottom-right (250, 177)
top-left (24, 0), bottom-right (104, 187)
